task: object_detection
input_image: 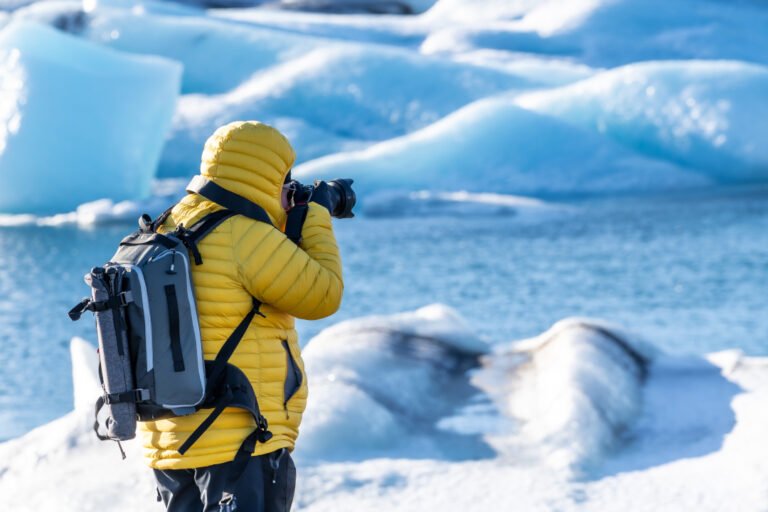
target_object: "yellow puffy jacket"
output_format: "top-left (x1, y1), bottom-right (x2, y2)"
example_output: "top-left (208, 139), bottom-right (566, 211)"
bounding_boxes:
top-left (138, 121), bottom-right (344, 470)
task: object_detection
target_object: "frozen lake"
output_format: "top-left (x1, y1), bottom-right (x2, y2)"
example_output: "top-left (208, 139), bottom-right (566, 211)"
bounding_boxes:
top-left (0, 187), bottom-right (766, 440)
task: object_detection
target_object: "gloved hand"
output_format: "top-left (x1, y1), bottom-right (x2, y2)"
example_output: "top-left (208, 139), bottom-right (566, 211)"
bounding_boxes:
top-left (310, 180), bottom-right (333, 214)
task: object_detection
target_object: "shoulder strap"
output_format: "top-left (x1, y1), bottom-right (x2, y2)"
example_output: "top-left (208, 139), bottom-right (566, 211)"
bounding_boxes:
top-left (173, 210), bottom-right (237, 265)
top-left (186, 176), bottom-right (273, 226)
top-left (187, 209), bottom-right (237, 242)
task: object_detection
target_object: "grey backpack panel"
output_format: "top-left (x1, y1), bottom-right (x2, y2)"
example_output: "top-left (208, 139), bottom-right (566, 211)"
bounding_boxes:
top-left (134, 249), bottom-right (205, 412)
top-left (86, 267), bottom-right (137, 441)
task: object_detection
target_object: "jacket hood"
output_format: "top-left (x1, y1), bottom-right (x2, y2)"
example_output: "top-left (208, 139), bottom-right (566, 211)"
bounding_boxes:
top-left (199, 121), bottom-right (295, 226)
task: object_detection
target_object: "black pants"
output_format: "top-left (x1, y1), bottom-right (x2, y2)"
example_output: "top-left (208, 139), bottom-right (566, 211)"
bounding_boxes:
top-left (154, 449), bottom-right (296, 512)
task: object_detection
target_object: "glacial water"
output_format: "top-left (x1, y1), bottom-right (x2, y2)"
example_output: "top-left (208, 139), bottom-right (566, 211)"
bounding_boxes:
top-left (0, 188), bottom-right (766, 440)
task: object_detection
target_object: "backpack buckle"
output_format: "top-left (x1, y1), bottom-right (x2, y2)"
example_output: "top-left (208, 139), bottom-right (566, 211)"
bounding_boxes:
top-left (219, 493), bottom-right (237, 512)
top-left (118, 291), bottom-right (134, 306)
top-left (68, 298), bottom-right (91, 321)
top-left (105, 388), bottom-right (150, 404)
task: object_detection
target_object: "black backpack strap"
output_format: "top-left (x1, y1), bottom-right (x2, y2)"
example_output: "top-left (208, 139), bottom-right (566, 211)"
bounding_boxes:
top-left (206, 297), bottom-right (265, 392)
top-left (284, 204), bottom-right (308, 245)
top-left (174, 210), bottom-right (238, 265)
top-left (178, 360), bottom-right (272, 456)
top-left (186, 176), bottom-right (273, 226)
top-left (151, 204), bottom-right (175, 232)
top-left (177, 297), bottom-right (266, 455)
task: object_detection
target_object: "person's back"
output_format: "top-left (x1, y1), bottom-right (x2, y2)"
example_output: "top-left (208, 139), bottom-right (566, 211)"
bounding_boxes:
top-left (143, 120), bottom-right (344, 511)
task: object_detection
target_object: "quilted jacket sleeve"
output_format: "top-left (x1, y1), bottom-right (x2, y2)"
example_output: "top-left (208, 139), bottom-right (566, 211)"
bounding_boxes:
top-left (232, 202), bottom-right (344, 320)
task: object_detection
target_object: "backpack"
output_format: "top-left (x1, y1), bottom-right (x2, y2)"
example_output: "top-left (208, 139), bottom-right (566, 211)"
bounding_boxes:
top-left (68, 177), bottom-right (284, 463)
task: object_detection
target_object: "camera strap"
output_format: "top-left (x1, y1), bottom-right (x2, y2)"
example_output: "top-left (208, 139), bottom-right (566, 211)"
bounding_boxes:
top-left (285, 203), bottom-right (309, 245)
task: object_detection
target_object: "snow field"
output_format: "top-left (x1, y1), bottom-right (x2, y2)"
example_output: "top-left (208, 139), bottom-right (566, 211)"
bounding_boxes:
top-left (1, 306), bottom-right (765, 510)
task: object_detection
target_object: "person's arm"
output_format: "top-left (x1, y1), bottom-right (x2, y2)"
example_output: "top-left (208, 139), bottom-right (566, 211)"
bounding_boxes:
top-left (232, 203), bottom-right (343, 320)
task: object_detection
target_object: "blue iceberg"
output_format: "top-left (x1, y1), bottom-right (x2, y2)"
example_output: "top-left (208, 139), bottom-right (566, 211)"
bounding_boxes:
top-left (0, 21), bottom-right (181, 214)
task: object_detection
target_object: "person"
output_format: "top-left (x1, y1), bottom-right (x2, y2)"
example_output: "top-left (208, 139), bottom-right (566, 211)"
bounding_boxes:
top-left (143, 120), bottom-right (344, 511)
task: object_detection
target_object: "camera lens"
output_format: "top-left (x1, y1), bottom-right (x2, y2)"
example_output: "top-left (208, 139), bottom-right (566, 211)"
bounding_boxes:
top-left (327, 179), bottom-right (356, 218)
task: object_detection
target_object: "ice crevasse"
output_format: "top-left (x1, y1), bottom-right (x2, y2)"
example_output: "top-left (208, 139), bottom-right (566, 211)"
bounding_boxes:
top-left (0, 21), bottom-right (181, 215)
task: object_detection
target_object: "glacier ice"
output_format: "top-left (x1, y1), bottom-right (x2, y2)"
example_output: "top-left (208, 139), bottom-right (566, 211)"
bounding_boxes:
top-left (4, 0), bottom-right (768, 211)
top-left (82, 6), bottom-right (322, 94)
top-left (422, 0), bottom-right (768, 68)
top-left (518, 61), bottom-right (768, 184)
top-left (163, 44), bottom-right (530, 175)
top-left (0, 21), bottom-right (181, 214)
top-left (295, 94), bottom-right (712, 200)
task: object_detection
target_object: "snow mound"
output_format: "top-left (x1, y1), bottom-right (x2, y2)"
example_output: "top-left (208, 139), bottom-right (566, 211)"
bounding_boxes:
top-left (518, 61), bottom-right (768, 183)
top-left (0, 21), bottom-right (180, 215)
top-left (0, 338), bottom-right (152, 512)
top-left (299, 304), bottom-right (490, 460)
top-left (295, 95), bottom-right (711, 199)
top-left (483, 319), bottom-right (653, 472)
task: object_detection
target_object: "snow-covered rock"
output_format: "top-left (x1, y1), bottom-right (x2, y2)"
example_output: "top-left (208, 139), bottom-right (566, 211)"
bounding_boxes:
top-left (300, 304), bottom-right (489, 460)
top-left (477, 319), bottom-right (653, 472)
top-left (0, 21), bottom-right (181, 214)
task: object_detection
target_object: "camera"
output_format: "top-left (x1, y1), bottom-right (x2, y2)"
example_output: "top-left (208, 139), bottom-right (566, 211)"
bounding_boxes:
top-left (286, 178), bottom-right (356, 219)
